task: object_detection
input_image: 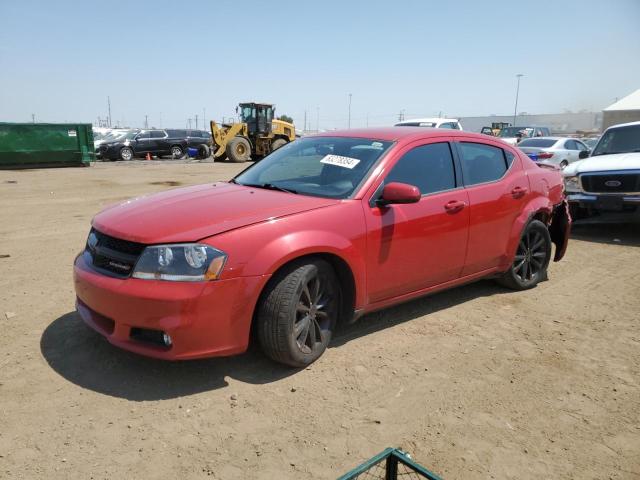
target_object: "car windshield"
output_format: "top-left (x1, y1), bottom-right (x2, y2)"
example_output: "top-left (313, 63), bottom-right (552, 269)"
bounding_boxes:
top-left (591, 125), bottom-right (640, 156)
top-left (233, 136), bottom-right (393, 199)
top-left (518, 138), bottom-right (557, 148)
top-left (582, 138), bottom-right (599, 148)
top-left (499, 127), bottom-right (534, 138)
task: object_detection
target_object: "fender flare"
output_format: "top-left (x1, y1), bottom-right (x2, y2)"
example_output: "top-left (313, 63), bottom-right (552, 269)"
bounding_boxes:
top-left (243, 230), bottom-right (367, 310)
top-left (503, 197), bottom-right (554, 268)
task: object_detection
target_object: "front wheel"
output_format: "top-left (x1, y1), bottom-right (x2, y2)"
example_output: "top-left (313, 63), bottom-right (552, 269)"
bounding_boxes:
top-left (227, 137), bottom-right (251, 162)
top-left (497, 220), bottom-right (552, 290)
top-left (258, 260), bottom-right (340, 367)
top-left (119, 147), bottom-right (133, 161)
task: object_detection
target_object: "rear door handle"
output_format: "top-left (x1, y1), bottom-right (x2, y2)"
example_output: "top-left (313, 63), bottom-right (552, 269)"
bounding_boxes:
top-left (444, 200), bottom-right (466, 214)
top-left (511, 186), bottom-right (528, 198)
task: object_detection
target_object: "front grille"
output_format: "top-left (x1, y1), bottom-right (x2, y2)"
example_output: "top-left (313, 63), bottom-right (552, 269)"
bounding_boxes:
top-left (581, 172), bottom-right (640, 193)
top-left (87, 228), bottom-right (146, 277)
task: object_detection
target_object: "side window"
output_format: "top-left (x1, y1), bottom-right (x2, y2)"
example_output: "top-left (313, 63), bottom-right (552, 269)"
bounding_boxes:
top-left (150, 131), bottom-right (165, 139)
top-left (385, 142), bottom-right (456, 195)
top-left (458, 142), bottom-right (508, 186)
top-left (438, 122), bottom-right (454, 129)
top-left (565, 140), bottom-right (578, 150)
top-left (505, 150), bottom-right (516, 167)
top-left (575, 140), bottom-right (588, 151)
top-left (136, 131), bottom-right (151, 139)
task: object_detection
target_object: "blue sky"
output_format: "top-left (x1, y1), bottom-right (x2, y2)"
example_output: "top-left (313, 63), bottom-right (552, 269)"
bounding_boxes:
top-left (1, 0), bottom-right (639, 129)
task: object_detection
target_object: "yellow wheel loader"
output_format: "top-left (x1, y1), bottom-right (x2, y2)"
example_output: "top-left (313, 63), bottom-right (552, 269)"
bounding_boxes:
top-left (210, 102), bottom-right (296, 162)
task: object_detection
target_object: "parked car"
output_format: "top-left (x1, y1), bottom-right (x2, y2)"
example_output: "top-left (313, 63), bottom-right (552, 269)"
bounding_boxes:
top-left (517, 137), bottom-right (590, 168)
top-left (498, 126), bottom-right (551, 145)
top-left (395, 117), bottom-right (463, 130)
top-left (74, 127), bottom-right (570, 366)
top-left (166, 130), bottom-right (213, 156)
top-left (564, 121), bottom-right (640, 221)
top-left (95, 129), bottom-right (210, 161)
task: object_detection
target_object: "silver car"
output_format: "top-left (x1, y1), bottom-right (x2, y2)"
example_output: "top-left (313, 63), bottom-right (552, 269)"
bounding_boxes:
top-left (517, 137), bottom-right (590, 168)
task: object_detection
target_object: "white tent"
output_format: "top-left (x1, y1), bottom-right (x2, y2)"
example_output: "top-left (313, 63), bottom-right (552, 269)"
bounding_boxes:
top-left (603, 89), bottom-right (640, 129)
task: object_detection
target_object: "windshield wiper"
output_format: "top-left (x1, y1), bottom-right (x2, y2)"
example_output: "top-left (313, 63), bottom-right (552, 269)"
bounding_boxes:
top-left (238, 182), bottom-right (298, 194)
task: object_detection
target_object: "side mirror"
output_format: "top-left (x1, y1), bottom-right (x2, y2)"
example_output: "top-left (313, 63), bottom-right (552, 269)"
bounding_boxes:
top-left (377, 182), bottom-right (421, 206)
top-left (579, 150), bottom-right (589, 159)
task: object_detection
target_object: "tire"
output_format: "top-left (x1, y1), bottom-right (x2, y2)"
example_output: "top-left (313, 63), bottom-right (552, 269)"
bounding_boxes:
top-left (197, 144), bottom-right (210, 159)
top-left (119, 147), bottom-right (133, 161)
top-left (497, 220), bottom-right (552, 290)
top-left (271, 138), bottom-right (287, 153)
top-left (560, 160), bottom-right (569, 168)
top-left (226, 137), bottom-right (251, 162)
top-left (170, 145), bottom-right (184, 159)
top-left (258, 259), bottom-right (340, 367)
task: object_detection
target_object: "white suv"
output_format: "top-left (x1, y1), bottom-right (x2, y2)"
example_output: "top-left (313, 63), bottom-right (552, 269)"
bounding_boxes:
top-left (395, 117), bottom-right (463, 130)
top-left (563, 121), bottom-right (640, 221)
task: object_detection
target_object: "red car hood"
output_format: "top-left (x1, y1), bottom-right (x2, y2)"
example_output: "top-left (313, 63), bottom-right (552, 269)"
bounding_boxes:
top-left (92, 182), bottom-right (339, 244)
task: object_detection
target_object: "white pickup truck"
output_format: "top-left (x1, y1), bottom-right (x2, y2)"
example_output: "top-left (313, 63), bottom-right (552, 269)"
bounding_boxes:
top-left (563, 121), bottom-right (640, 221)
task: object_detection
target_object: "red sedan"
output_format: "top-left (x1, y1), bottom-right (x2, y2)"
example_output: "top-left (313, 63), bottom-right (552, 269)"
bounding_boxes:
top-left (74, 128), bottom-right (570, 367)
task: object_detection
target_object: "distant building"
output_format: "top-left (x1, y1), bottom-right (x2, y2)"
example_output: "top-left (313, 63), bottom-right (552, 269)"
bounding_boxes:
top-left (459, 111), bottom-right (601, 135)
top-left (603, 89), bottom-right (640, 129)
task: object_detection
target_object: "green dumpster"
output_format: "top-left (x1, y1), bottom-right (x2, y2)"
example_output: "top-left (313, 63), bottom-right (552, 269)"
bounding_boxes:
top-left (0, 122), bottom-right (95, 168)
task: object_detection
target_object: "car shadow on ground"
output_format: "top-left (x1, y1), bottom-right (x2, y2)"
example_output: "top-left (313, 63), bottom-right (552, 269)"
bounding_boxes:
top-left (332, 279), bottom-right (510, 347)
top-left (40, 312), bottom-right (296, 401)
top-left (570, 221), bottom-right (640, 247)
top-left (43, 280), bottom-right (510, 401)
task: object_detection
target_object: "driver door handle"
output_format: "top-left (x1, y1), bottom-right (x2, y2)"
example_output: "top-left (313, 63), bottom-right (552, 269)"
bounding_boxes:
top-left (444, 200), bottom-right (466, 214)
top-left (511, 186), bottom-right (528, 199)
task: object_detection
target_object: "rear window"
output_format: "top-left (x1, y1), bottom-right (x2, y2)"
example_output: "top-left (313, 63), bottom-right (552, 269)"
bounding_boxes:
top-left (518, 139), bottom-right (557, 148)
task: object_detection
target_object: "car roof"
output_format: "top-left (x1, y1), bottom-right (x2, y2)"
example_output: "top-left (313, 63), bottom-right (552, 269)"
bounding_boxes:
top-left (520, 136), bottom-right (565, 141)
top-left (310, 127), bottom-right (484, 142)
top-left (395, 117), bottom-right (459, 124)
top-left (607, 120), bottom-right (640, 129)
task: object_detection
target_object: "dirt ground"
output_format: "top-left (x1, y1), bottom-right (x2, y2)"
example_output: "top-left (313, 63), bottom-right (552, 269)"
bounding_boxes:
top-left (1, 160), bottom-right (639, 479)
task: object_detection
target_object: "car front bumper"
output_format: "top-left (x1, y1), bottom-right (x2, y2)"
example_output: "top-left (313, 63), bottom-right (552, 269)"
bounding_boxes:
top-left (567, 193), bottom-right (640, 221)
top-left (73, 253), bottom-right (269, 360)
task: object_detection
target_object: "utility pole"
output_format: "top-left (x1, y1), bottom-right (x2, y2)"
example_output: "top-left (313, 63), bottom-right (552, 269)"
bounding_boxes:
top-left (107, 96), bottom-right (112, 127)
top-left (398, 110), bottom-right (405, 122)
top-left (31, 113), bottom-right (35, 123)
top-left (144, 115), bottom-right (148, 129)
top-left (513, 74), bottom-right (524, 126)
top-left (348, 93), bottom-right (352, 128)
top-left (304, 110), bottom-right (307, 132)
top-left (195, 114), bottom-right (199, 130)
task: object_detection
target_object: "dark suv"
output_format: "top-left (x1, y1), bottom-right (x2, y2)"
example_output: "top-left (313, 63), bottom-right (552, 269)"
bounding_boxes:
top-left (96, 129), bottom-right (212, 161)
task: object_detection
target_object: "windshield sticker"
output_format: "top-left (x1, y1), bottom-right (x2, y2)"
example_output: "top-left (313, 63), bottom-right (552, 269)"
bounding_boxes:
top-left (320, 154), bottom-right (361, 169)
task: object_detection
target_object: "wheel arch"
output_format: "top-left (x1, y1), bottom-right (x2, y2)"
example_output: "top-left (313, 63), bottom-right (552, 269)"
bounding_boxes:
top-left (502, 197), bottom-right (554, 270)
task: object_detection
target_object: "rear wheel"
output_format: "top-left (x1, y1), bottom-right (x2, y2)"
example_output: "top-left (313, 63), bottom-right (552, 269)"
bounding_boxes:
top-left (258, 260), bottom-right (340, 367)
top-left (227, 137), bottom-right (251, 162)
top-left (170, 145), bottom-right (183, 159)
top-left (497, 220), bottom-right (552, 290)
top-left (197, 144), bottom-right (210, 159)
top-left (271, 138), bottom-right (287, 153)
top-left (119, 147), bottom-right (133, 161)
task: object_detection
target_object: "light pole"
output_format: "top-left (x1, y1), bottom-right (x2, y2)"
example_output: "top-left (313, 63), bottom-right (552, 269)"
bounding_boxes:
top-left (513, 74), bottom-right (524, 126)
top-left (348, 93), bottom-right (352, 128)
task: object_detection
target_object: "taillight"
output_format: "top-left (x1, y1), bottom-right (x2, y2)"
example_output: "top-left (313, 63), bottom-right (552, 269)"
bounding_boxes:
top-left (536, 152), bottom-right (554, 159)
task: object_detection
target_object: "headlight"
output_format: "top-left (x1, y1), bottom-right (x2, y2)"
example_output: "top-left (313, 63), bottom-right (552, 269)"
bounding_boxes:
top-left (563, 176), bottom-right (581, 192)
top-left (132, 244), bottom-right (227, 282)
